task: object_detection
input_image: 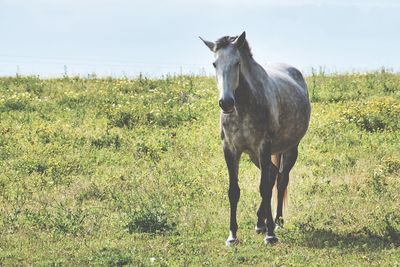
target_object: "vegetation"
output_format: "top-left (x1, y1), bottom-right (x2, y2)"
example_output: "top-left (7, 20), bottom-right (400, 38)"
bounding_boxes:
top-left (0, 70), bottom-right (399, 266)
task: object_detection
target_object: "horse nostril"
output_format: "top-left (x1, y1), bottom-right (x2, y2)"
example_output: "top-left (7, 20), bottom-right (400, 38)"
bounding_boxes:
top-left (219, 98), bottom-right (235, 112)
top-left (226, 98), bottom-right (235, 108)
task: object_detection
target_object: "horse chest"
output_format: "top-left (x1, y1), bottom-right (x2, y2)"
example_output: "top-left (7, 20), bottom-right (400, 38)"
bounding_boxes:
top-left (221, 115), bottom-right (263, 154)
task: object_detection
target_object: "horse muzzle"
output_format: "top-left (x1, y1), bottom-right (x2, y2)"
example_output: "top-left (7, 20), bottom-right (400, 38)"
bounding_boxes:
top-left (219, 98), bottom-right (235, 114)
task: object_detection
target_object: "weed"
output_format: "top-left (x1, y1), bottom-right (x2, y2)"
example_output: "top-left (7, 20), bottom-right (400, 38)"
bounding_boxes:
top-left (126, 201), bottom-right (175, 234)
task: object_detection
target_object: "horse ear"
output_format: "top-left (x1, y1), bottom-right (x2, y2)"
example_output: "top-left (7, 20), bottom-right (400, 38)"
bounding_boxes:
top-left (233, 31), bottom-right (246, 49)
top-left (199, 36), bottom-right (215, 52)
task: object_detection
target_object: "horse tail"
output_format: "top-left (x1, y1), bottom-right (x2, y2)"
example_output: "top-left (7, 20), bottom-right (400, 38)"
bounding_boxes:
top-left (283, 185), bottom-right (288, 209)
top-left (272, 153), bottom-right (288, 211)
top-left (280, 153), bottom-right (288, 210)
top-left (271, 154), bottom-right (280, 206)
top-left (275, 177), bottom-right (288, 211)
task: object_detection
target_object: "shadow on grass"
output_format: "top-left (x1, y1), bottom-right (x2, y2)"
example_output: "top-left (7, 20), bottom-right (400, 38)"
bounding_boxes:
top-left (284, 228), bottom-right (399, 251)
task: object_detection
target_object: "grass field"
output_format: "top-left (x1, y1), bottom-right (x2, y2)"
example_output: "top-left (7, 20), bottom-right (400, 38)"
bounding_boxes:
top-left (0, 70), bottom-right (399, 266)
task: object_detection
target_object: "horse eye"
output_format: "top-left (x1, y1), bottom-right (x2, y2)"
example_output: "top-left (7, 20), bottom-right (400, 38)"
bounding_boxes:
top-left (212, 62), bottom-right (216, 68)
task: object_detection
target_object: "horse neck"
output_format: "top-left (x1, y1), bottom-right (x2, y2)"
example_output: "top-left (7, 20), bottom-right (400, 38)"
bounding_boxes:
top-left (236, 51), bottom-right (269, 108)
top-left (239, 48), bottom-right (268, 84)
top-left (235, 70), bottom-right (259, 110)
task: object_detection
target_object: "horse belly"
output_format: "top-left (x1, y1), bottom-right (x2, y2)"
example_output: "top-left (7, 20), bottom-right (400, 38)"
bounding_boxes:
top-left (272, 119), bottom-right (309, 153)
top-left (272, 94), bottom-right (310, 153)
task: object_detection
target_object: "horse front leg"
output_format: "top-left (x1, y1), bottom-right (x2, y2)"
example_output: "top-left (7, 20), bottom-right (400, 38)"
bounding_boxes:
top-left (257, 141), bottom-right (278, 244)
top-left (223, 144), bottom-right (241, 246)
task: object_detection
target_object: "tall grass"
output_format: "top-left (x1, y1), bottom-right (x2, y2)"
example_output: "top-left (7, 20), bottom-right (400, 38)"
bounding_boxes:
top-left (0, 71), bottom-right (399, 265)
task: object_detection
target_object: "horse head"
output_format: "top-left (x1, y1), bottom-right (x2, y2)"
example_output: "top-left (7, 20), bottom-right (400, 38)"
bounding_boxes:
top-left (200, 32), bottom-right (247, 114)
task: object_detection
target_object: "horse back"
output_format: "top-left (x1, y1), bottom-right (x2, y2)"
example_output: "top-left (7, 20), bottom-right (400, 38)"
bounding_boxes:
top-left (265, 63), bottom-right (307, 94)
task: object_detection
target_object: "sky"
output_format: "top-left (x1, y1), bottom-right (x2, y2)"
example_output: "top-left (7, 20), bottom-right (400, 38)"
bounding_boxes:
top-left (1, 0), bottom-right (400, 77)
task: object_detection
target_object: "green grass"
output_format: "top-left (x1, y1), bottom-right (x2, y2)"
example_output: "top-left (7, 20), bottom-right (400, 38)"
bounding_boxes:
top-left (0, 71), bottom-right (399, 266)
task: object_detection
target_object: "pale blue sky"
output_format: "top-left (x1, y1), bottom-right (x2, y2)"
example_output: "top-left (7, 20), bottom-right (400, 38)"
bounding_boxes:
top-left (1, 0), bottom-right (399, 77)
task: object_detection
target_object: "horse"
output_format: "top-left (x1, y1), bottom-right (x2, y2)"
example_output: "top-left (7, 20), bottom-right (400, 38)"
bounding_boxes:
top-left (200, 32), bottom-right (311, 245)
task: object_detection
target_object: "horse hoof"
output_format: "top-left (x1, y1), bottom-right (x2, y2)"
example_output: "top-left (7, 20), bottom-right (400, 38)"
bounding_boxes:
top-left (226, 237), bottom-right (238, 246)
top-left (255, 225), bottom-right (266, 234)
top-left (264, 235), bottom-right (278, 245)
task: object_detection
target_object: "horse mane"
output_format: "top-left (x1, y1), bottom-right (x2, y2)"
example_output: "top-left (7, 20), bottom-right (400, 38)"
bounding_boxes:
top-left (215, 35), bottom-right (253, 57)
top-left (215, 36), bottom-right (236, 50)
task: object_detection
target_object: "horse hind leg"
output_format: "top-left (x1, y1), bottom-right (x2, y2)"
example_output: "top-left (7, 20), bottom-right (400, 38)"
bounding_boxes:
top-left (275, 145), bottom-right (298, 226)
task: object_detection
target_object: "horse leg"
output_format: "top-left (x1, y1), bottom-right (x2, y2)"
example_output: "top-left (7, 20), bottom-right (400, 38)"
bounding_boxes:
top-left (275, 145), bottom-right (298, 226)
top-left (257, 142), bottom-right (278, 244)
top-left (255, 155), bottom-right (279, 234)
top-left (223, 144), bottom-right (241, 246)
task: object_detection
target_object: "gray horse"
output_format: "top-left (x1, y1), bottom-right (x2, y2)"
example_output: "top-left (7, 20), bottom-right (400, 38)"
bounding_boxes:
top-left (200, 32), bottom-right (311, 245)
